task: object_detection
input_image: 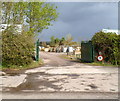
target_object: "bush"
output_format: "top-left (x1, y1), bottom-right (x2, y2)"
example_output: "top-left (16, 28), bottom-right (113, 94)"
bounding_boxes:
top-left (2, 26), bottom-right (35, 67)
top-left (92, 31), bottom-right (120, 65)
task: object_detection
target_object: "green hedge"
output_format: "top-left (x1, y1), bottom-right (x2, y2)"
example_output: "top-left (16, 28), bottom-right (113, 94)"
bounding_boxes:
top-left (92, 31), bottom-right (120, 65)
top-left (2, 26), bottom-right (35, 67)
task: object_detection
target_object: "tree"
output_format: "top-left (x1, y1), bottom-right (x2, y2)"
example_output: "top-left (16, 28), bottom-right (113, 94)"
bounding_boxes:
top-left (92, 31), bottom-right (112, 55)
top-left (1, 1), bottom-right (58, 67)
top-left (65, 34), bottom-right (76, 46)
top-left (2, 2), bottom-right (58, 35)
top-left (59, 37), bottom-right (65, 45)
top-left (26, 2), bottom-right (58, 34)
top-left (2, 2), bottom-right (27, 24)
top-left (54, 38), bottom-right (60, 46)
top-left (77, 37), bottom-right (81, 47)
top-left (50, 36), bottom-right (55, 47)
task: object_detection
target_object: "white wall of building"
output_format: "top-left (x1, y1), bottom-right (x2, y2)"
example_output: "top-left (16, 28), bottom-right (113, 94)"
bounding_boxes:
top-left (102, 29), bottom-right (119, 35)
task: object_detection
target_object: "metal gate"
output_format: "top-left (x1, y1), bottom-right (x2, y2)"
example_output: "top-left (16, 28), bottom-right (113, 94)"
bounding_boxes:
top-left (81, 41), bottom-right (94, 62)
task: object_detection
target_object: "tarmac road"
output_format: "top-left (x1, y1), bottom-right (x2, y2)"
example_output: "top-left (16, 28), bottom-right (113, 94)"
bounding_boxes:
top-left (2, 92), bottom-right (118, 99)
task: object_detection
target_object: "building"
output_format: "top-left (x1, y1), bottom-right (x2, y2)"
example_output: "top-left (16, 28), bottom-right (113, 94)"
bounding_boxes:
top-left (102, 29), bottom-right (119, 35)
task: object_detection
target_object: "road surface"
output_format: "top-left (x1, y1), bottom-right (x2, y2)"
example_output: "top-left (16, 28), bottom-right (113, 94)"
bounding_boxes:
top-left (1, 52), bottom-right (119, 99)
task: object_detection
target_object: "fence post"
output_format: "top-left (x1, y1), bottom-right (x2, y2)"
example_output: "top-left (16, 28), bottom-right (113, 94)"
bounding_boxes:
top-left (36, 39), bottom-right (39, 61)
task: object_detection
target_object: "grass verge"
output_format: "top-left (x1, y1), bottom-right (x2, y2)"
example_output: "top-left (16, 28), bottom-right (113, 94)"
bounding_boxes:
top-left (59, 54), bottom-right (118, 67)
top-left (84, 62), bottom-right (118, 67)
top-left (1, 59), bottom-right (44, 71)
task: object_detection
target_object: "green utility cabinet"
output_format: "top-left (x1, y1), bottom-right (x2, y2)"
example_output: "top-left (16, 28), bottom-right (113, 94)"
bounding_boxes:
top-left (81, 41), bottom-right (94, 62)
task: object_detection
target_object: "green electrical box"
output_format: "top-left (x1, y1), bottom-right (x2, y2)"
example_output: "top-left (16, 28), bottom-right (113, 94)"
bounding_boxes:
top-left (81, 41), bottom-right (94, 62)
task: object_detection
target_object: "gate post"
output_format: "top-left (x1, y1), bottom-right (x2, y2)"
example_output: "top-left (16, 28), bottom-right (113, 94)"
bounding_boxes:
top-left (36, 39), bottom-right (39, 61)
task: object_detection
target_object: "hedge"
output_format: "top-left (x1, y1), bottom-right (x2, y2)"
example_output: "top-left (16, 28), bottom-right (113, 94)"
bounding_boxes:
top-left (92, 31), bottom-right (120, 65)
top-left (2, 26), bottom-right (35, 67)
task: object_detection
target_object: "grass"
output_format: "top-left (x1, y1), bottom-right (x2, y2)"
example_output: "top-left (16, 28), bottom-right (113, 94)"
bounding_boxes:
top-left (84, 62), bottom-right (118, 67)
top-left (59, 54), bottom-right (118, 67)
top-left (59, 54), bottom-right (72, 60)
top-left (1, 59), bottom-right (44, 71)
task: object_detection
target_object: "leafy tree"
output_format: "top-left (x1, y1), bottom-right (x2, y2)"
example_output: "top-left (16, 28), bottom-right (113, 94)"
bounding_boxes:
top-left (92, 31), bottom-right (112, 56)
top-left (2, 2), bottom-right (58, 35)
top-left (2, 2), bottom-right (27, 24)
top-left (1, 2), bottom-right (58, 67)
top-left (49, 34), bottom-right (77, 47)
top-left (50, 36), bottom-right (61, 47)
top-left (26, 2), bottom-right (58, 34)
top-left (54, 38), bottom-right (60, 46)
top-left (59, 37), bottom-right (65, 45)
top-left (50, 36), bottom-right (56, 47)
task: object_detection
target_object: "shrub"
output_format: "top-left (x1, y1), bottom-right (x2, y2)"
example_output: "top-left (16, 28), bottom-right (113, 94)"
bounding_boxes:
top-left (2, 26), bottom-right (35, 67)
top-left (92, 31), bottom-right (120, 65)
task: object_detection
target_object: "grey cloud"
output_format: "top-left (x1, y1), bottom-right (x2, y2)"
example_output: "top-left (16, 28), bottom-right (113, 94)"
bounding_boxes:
top-left (58, 3), bottom-right (117, 23)
top-left (39, 2), bottom-right (118, 41)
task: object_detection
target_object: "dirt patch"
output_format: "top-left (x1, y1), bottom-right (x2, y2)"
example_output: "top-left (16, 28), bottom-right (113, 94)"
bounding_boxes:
top-left (4, 72), bottom-right (63, 93)
top-left (87, 84), bottom-right (98, 89)
top-left (2, 69), bottom-right (25, 76)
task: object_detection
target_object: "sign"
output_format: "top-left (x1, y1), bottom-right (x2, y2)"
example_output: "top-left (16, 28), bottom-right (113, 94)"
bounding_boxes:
top-left (97, 55), bottom-right (103, 61)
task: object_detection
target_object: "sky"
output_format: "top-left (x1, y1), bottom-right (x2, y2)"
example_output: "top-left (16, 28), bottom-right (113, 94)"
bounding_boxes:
top-left (38, 2), bottom-right (118, 42)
